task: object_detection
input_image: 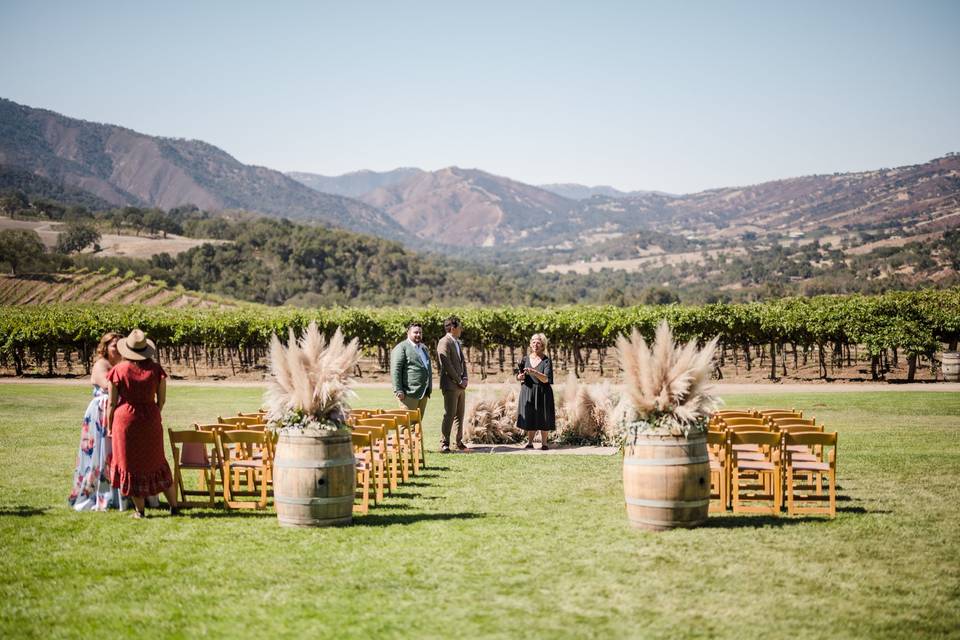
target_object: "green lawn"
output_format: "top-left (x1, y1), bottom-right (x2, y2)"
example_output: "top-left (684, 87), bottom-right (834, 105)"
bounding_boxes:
top-left (1, 384), bottom-right (959, 639)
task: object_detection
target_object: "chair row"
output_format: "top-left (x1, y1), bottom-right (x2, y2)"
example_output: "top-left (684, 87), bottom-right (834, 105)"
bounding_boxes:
top-left (347, 408), bottom-right (426, 514)
top-left (707, 409), bottom-right (838, 517)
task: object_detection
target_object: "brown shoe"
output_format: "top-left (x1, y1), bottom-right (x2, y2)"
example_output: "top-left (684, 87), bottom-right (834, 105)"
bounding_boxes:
top-left (456, 442), bottom-right (467, 450)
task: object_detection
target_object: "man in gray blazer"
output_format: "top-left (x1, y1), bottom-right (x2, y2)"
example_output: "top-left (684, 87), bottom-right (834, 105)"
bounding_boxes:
top-left (391, 322), bottom-right (433, 422)
top-left (437, 315), bottom-right (468, 452)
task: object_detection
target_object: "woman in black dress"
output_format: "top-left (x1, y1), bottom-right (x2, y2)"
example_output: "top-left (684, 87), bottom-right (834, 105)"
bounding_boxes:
top-left (516, 333), bottom-right (555, 449)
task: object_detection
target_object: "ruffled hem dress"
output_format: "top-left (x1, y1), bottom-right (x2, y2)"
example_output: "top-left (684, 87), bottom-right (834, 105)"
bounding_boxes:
top-left (107, 360), bottom-right (173, 497)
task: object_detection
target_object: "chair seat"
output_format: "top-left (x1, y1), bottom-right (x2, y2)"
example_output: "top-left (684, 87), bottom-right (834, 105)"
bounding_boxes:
top-left (791, 461), bottom-right (830, 472)
top-left (735, 451), bottom-right (766, 461)
top-left (786, 444), bottom-right (813, 452)
top-left (789, 452), bottom-right (819, 462)
top-left (737, 460), bottom-right (775, 471)
top-left (732, 444), bottom-right (761, 451)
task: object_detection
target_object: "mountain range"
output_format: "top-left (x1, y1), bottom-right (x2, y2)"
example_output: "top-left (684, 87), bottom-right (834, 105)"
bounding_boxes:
top-left (0, 98), bottom-right (408, 240)
top-left (2, 97), bottom-right (959, 258)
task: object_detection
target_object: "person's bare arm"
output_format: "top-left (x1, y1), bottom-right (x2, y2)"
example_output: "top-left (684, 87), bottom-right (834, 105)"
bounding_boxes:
top-left (157, 378), bottom-right (166, 412)
top-left (525, 367), bottom-right (549, 383)
top-left (107, 383), bottom-right (118, 436)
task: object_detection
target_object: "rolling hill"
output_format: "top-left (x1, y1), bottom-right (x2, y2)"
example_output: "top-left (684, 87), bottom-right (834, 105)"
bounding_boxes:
top-left (0, 98), bottom-right (409, 240)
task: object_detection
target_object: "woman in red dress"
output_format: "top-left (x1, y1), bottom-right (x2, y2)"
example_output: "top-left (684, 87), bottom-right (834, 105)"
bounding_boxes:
top-left (107, 329), bottom-right (179, 518)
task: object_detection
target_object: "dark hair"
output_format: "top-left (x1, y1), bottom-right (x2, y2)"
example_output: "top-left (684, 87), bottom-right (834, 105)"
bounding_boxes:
top-left (407, 322), bottom-right (422, 331)
top-left (443, 316), bottom-right (461, 332)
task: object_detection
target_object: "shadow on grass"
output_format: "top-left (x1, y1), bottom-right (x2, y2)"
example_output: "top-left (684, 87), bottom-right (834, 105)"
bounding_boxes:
top-left (179, 509), bottom-right (277, 519)
top-left (0, 505), bottom-right (50, 517)
top-left (353, 511), bottom-right (484, 527)
top-left (704, 514), bottom-right (833, 528)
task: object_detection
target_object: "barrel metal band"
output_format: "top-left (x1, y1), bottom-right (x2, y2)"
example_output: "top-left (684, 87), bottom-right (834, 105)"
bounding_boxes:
top-left (275, 495), bottom-right (355, 506)
top-left (625, 439), bottom-right (706, 447)
top-left (624, 455), bottom-right (710, 467)
top-left (625, 497), bottom-right (711, 508)
top-left (628, 516), bottom-right (706, 528)
top-left (274, 458), bottom-right (356, 469)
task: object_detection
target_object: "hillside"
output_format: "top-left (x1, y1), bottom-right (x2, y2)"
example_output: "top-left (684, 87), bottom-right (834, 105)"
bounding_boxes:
top-left (360, 167), bottom-right (578, 247)
top-left (287, 168), bottom-right (424, 198)
top-left (0, 268), bottom-right (235, 308)
top-left (0, 98), bottom-right (409, 240)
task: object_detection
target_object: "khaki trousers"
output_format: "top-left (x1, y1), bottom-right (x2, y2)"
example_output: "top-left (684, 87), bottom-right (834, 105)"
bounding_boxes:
top-left (400, 394), bottom-right (430, 423)
top-left (439, 387), bottom-right (465, 447)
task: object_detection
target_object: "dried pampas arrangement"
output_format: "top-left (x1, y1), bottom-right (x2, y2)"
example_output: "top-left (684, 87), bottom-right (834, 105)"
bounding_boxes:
top-left (557, 373), bottom-right (621, 446)
top-left (615, 320), bottom-right (719, 437)
top-left (463, 386), bottom-right (526, 444)
top-left (264, 322), bottom-right (360, 433)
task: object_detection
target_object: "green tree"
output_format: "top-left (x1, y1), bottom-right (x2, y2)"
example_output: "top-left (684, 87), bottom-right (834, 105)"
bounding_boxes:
top-left (0, 229), bottom-right (46, 274)
top-left (0, 191), bottom-right (29, 217)
top-left (56, 222), bottom-right (101, 254)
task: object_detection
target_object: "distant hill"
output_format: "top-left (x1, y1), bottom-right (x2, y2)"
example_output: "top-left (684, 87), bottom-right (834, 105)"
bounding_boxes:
top-left (0, 98), bottom-right (409, 240)
top-left (539, 183), bottom-right (637, 200)
top-left (287, 168), bottom-right (424, 198)
top-left (360, 166), bottom-right (579, 247)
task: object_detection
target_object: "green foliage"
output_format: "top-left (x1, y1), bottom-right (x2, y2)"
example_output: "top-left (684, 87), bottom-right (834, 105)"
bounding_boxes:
top-left (1, 290), bottom-right (956, 374)
top-left (0, 229), bottom-right (45, 275)
top-left (55, 221), bottom-right (101, 254)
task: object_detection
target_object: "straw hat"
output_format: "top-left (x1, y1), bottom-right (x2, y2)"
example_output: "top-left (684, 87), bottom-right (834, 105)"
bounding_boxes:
top-left (117, 329), bottom-right (156, 361)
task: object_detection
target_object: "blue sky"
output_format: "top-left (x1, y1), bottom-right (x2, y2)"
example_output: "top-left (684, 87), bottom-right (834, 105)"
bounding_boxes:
top-left (1, 1), bottom-right (958, 193)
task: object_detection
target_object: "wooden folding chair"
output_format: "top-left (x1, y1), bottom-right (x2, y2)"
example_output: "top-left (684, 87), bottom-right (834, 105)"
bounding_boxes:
top-left (706, 429), bottom-right (729, 512)
top-left (349, 419), bottom-right (389, 499)
top-left (168, 428), bottom-right (220, 508)
top-left (785, 432), bottom-right (837, 517)
top-left (377, 410), bottom-right (420, 475)
top-left (384, 407), bottom-right (425, 471)
top-left (352, 432), bottom-right (373, 513)
top-left (216, 430), bottom-right (274, 510)
top-left (355, 416), bottom-right (406, 487)
top-left (730, 431), bottom-right (782, 516)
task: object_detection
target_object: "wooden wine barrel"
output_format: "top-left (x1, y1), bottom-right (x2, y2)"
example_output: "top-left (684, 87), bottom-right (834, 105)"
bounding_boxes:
top-left (273, 431), bottom-right (355, 527)
top-left (623, 432), bottom-right (710, 531)
top-left (942, 352), bottom-right (960, 382)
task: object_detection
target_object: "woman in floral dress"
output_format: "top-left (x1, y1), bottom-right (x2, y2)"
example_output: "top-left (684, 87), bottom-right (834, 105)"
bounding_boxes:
top-left (68, 332), bottom-right (123, 511)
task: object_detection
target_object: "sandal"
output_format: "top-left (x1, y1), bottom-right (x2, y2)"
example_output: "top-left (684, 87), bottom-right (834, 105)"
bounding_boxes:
top-left (131, 509), bottom-right (145, 519)
top-left (541, 444), bottom-right (549, 450)
top-left (169, 506), bottom-right (181, 516)
top-left (524, 443), bottom-right (534, 449)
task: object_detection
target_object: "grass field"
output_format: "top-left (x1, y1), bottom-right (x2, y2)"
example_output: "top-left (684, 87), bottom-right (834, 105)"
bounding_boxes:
top-left (1, 383), bottom-right (958, 639)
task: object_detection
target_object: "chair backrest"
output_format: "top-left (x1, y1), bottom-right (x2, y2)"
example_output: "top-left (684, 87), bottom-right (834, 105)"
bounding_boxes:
top-left (237, 411), bottom-right (267, 419)
top-left (217, 415), bottom-right (263, 427)
top-left (758, 408), bottom-right (801, 418)
top-left (168, 428), bottom-right (218, 465)
top-left (785, 431), bottom-right (837, 459)
top-left (771, 417), bottom-right (817, 429)
top-left (355, 416), bottom-right (398, 429)
top-left (194, 422), bottom-right (237, 433)
top-left (377, 411), bottom-right (411, 429)
top-left (706, 430), bottom-right (728, 456)
top-left (729, 430), bottom-right (781, 449)
top-left (216, 429), bottom-right (273, 460)
top-left (713, 410), bottom-right (756, 419)
top-left (725, 423), bottom-right (773, 433)
top-left (721, 417), bottom-right (767, 429)
top-left (776, 423), bottom-right (823, 434)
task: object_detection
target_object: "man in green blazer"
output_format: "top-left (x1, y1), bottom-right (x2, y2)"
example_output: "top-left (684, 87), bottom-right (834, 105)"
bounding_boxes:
top-left (391, 322), bottom-right (433, 423)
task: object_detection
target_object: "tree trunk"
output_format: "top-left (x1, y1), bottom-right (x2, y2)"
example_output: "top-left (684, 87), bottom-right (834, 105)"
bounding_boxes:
top-left (907, 354), bottom-right (917, 382)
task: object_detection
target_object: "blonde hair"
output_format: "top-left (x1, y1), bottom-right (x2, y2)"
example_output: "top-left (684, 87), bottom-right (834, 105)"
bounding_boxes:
top-left (529, 333), bottom-right (549, 350)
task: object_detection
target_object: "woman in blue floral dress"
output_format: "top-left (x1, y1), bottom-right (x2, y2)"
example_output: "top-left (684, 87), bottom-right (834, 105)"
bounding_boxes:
top-left (68, 332), bottom-right (123, 511)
